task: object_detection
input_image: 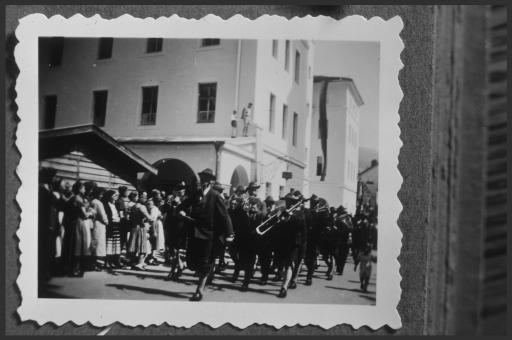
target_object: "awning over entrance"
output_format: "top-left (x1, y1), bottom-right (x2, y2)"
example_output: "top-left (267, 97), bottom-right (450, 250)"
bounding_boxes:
top-left (40, 124), bottom-right (158, 186)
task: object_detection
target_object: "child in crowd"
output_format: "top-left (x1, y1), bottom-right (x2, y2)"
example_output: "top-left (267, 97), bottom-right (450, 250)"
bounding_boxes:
top-left (354, 243), bottom-right (377, 292)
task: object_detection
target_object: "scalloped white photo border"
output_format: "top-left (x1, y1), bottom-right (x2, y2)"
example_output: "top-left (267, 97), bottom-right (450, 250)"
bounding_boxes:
top-left (14, 13), bottom-right (404, 330)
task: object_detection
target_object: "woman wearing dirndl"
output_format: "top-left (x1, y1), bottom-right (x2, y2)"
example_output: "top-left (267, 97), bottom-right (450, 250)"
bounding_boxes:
top-left (103, 189), bottom-right (123, 268)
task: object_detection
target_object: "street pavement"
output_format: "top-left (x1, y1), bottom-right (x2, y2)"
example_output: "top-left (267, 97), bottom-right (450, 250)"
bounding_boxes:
top-left (40, 255), bottom-right (376, 304)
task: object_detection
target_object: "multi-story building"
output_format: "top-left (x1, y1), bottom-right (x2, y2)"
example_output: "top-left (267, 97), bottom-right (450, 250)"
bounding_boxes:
top-left (39, 37), bottom-right (314, 199)
top-left (305, 76), bottom-right (363, 213)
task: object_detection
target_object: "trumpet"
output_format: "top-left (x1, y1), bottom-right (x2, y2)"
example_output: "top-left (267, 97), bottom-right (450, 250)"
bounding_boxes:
top-left (255, 200), bottom-right (303, 236)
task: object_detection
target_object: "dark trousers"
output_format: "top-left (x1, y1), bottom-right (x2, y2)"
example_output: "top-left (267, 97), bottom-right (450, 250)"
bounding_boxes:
top-left (335, 245), bottom-right (350, 274)
top-left (257, 243), bottom-right (273, 280)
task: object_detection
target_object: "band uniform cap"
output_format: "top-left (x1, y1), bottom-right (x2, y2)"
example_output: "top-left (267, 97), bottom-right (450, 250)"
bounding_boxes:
top-left (337, 205), bottom-right (347, 214)
top-left (198, 168), bottom-right (216, 180)
top-left (317, 197), bottom-right (328, 207)
top-left (247, 181), bottom-right (261, 189)
top-left (284, 192), bottom-right (300, 203)
top-left (235, 185), bottom-right (246, 194)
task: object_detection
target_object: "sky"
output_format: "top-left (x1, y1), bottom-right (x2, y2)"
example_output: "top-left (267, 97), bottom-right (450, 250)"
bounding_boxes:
top-left (313, 41), bottom-right (380, 152)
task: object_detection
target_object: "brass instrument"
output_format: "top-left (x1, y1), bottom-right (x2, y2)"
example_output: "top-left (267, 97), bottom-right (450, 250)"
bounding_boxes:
top-left (255, 199), bottom-right (303, 236)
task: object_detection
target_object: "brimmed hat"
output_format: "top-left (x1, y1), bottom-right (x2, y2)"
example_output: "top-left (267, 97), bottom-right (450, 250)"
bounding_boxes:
top-left (336, 205), bottom-right (347, 215)
top-left (284, 191), bottom-right (301, 204)
top-left (235, 185), bottom-right (246, 194)
top-left (197, 168), bottom-right (216, 181)
top-left (247, 181), bottom-right (260, 190)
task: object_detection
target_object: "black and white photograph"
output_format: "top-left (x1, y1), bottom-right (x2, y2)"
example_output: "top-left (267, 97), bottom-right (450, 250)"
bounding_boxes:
top-left (15, 14), bottom-right (403, 329)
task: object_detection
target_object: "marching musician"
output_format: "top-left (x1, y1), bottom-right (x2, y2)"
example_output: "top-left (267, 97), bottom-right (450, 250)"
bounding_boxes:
top-left (257, 195), bottom-right (276, 286)
top-left (304, 194), bottom-right (322, 286)
top-left (318, 198), bottom-right (338, 280)
top-left (227, 192), bottom-right (244, 282)
top-left (333, 205), bottom-right (352, 275)
top-left (185, 168), bottom-right (234, 301)
top-left (273, 191), bottom-right (308, 298)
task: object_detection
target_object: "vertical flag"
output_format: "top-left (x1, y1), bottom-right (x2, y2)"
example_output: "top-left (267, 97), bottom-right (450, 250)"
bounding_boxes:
top-left (319, 80), bottom-right (329, 181)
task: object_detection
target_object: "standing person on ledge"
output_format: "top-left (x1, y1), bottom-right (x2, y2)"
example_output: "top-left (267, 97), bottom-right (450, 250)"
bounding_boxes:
top-left (241, 102), bottom-right (253, 137)
top-left (185, 168), bottom-right (234, 301)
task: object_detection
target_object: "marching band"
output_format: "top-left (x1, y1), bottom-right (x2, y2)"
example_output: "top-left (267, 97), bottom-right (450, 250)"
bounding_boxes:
top-left (160, 168), bottom-right (378, 300)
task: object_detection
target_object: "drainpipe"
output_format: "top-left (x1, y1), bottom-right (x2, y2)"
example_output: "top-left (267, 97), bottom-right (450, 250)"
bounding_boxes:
top-left (235, 39), bottom-right (242, 111)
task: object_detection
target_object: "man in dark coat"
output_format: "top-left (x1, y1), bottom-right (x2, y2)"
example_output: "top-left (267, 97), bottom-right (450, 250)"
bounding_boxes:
top-left (185, 168), bottom-right (234, 301)
top-left (38, 167), bottom-right (59, 282)
top-left (274, 191), bottom-right (307, 298)
top-left (334, 206), bottom-right (352, 275)
top-left (304, 194), bottom-right (322, 286)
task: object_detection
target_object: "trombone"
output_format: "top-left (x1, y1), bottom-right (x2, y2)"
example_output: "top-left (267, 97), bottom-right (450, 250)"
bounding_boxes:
top-left (255, 199), bottom-right (304, 236)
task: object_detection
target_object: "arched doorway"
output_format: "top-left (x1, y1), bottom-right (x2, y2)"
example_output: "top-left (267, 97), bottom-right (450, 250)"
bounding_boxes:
top-left (229, 165), bottom-right (249, 194)
top-left (142, 158), bottom-right (197, 193)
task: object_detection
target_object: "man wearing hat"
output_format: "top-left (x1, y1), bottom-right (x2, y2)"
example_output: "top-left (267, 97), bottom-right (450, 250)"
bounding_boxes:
top-left (273, 191), bottom-right (307, 298)
top-left (304, 194), bottom-right (323, 286)
top-left (333, 205), bottom-right (352, 275)
top-left (185, 168), bottom-right (234, 301)
top-left (256, 195), bottom-right (277, 285)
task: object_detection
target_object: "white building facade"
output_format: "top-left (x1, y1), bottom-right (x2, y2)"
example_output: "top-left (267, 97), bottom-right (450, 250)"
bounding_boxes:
top-left (39, 37), bottom-right (314, 199)
top-left (305, 77), bottom-right (363, 213)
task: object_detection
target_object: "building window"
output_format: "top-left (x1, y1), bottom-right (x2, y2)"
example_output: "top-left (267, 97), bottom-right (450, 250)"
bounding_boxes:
top-left (292, 112), bottom-right (298, 146)
top-left (43, 95), bottom-right (57, 129)
top-left (201, 39), bottom-right (220, 47)
top-left (294, 50), bottom-right (301, 84)
top-left (272, 40), bottom-right (278, 58)
top-left (284, 40), bottom-right (290, 71)
top-left (197, 83), bottom-right (217, 123)
top-left (316, 156), bottom-right (323, 176)
top-left (140, 86), bottom-right (158, 125)
top-left (93, 90), bottom-right (108, 127)
top-left (97, 38), bottom-right (113, 59)
top-left (146, 38), bottom-right (163, 53)
top-left (269, 93), bottom-right (276, 132)
top-left (282, 104), bottom-right (288, 139)
top-left (48, 37), bottom-right (64, 67)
